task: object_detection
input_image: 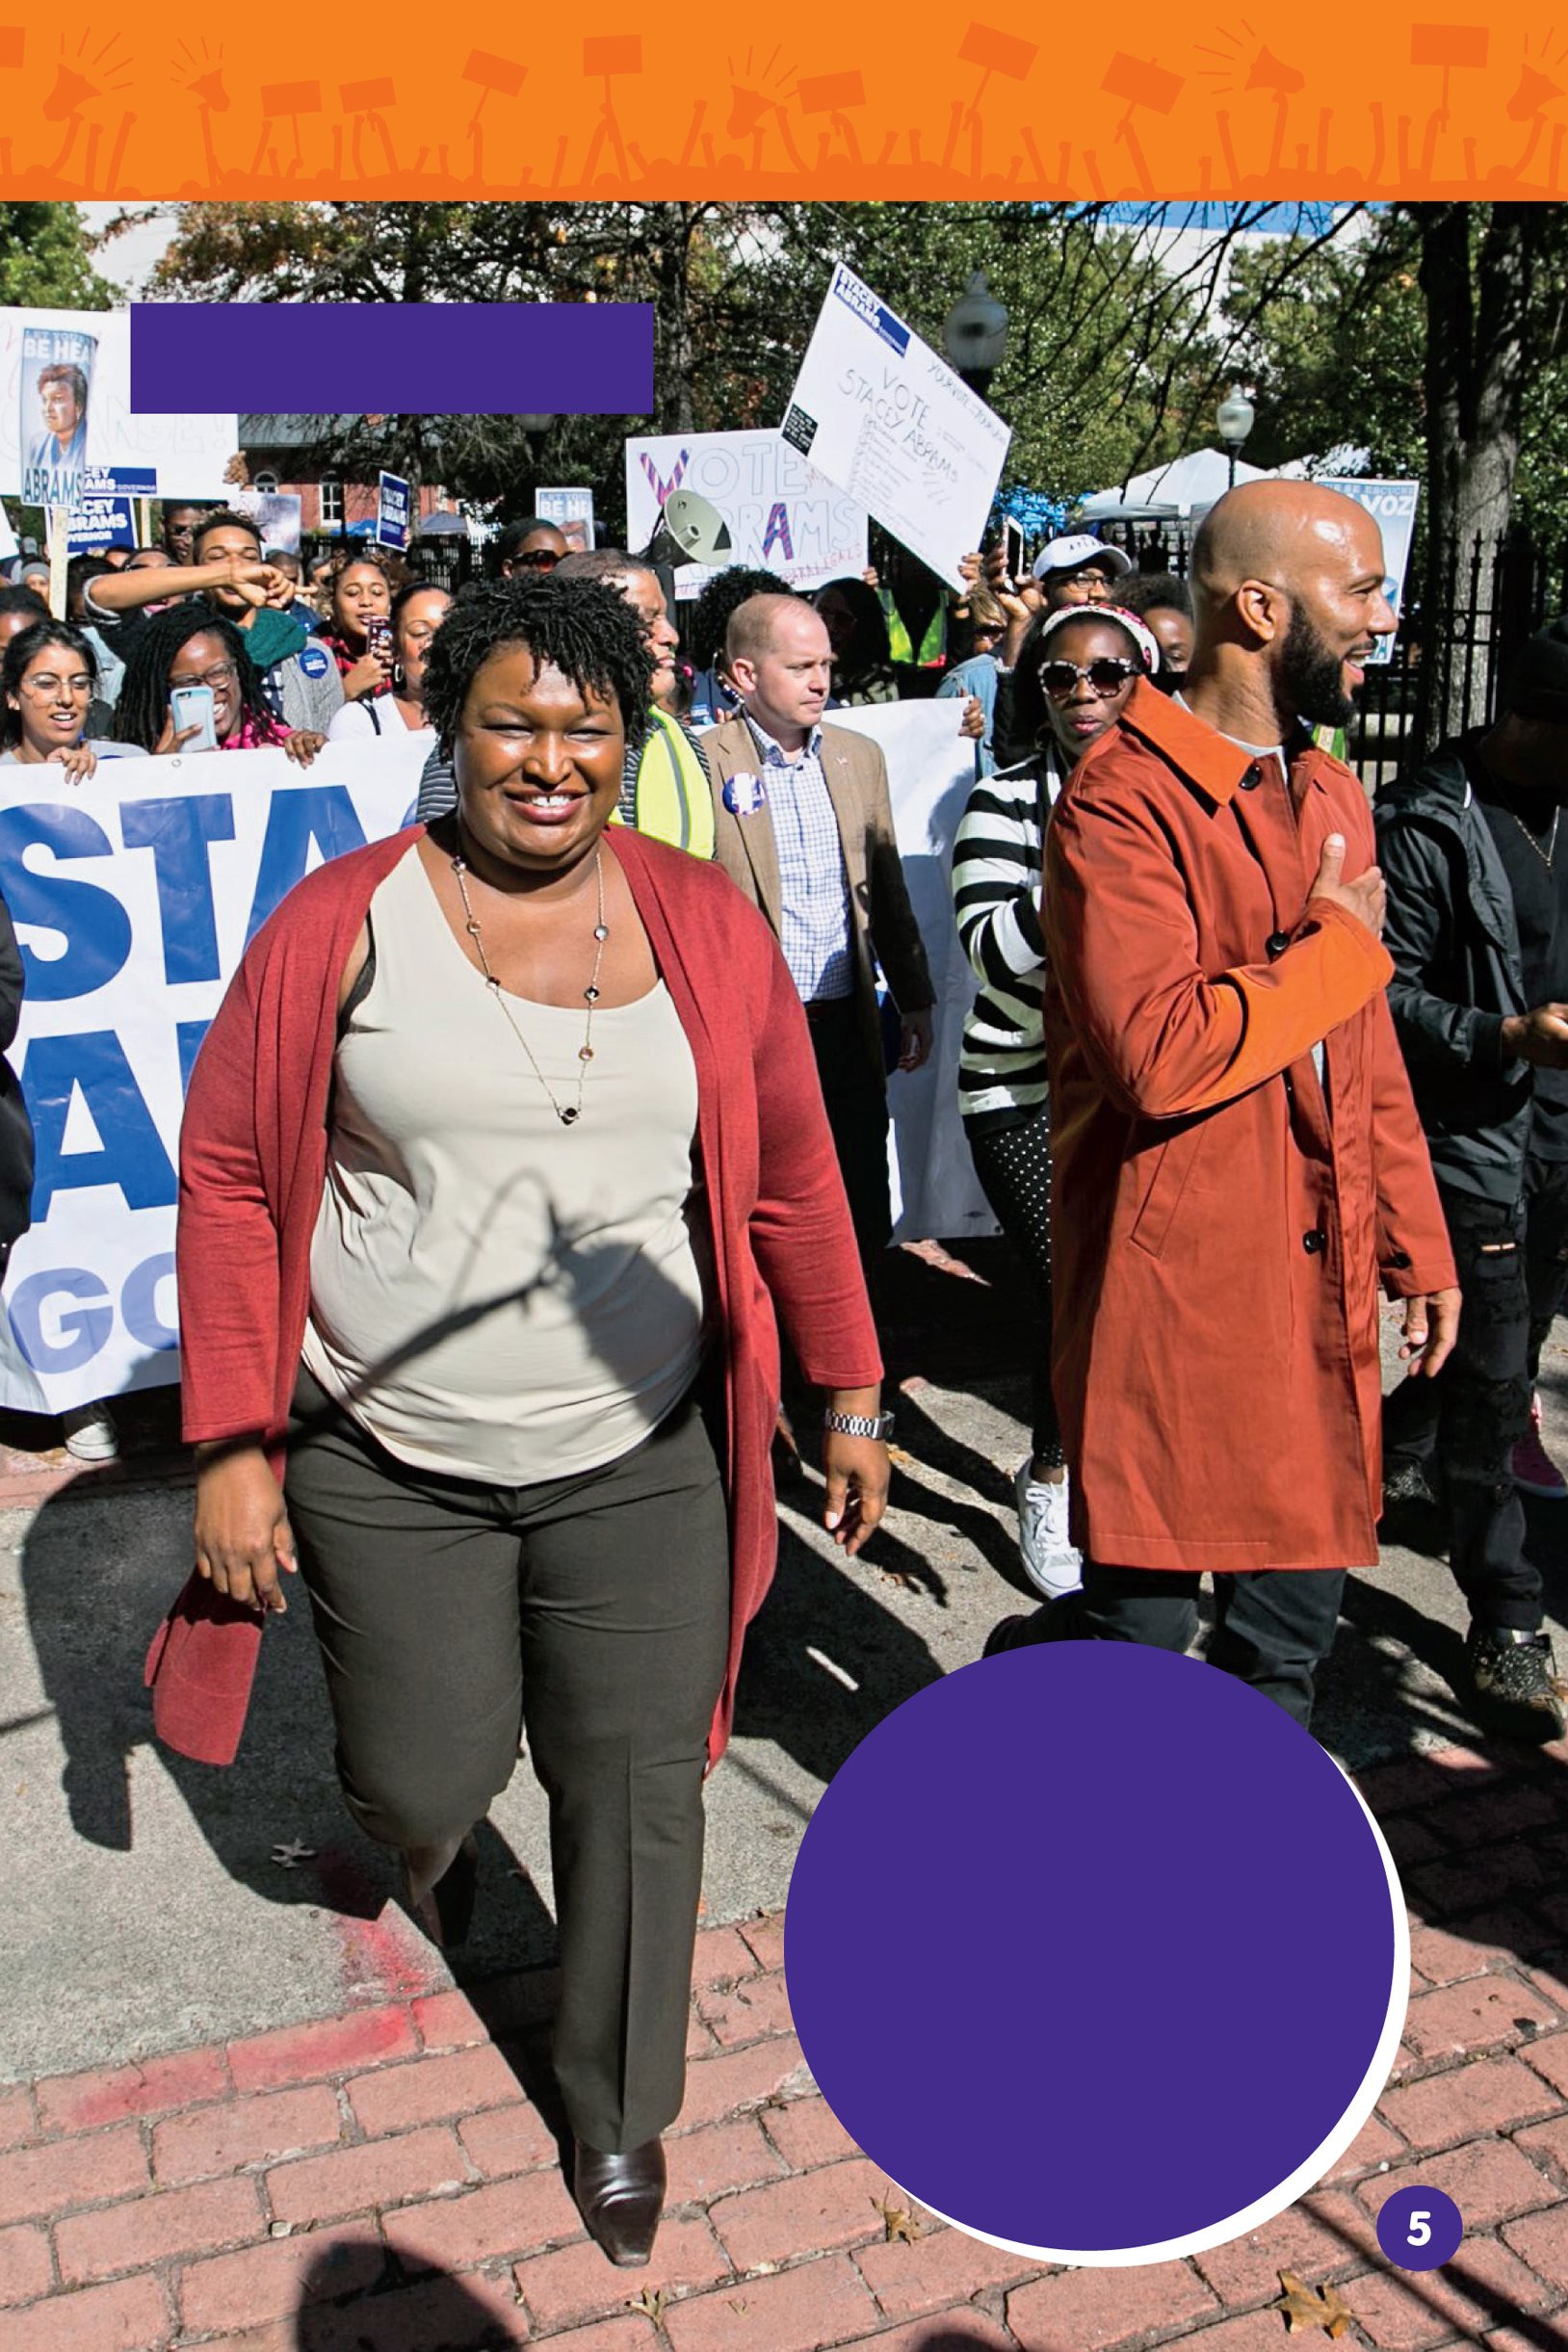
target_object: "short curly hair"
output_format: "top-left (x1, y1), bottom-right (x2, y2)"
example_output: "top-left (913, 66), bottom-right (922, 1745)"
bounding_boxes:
top-left (422, 576), bottom-right (656, 757)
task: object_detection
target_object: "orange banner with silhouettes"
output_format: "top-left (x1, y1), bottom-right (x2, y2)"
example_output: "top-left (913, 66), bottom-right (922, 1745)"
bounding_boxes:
top-left (0, 6), bottom-right (1556, 198)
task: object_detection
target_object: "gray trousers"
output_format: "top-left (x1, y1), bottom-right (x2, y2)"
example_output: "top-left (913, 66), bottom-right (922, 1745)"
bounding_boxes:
top-left (283, 1367), bottom-right (731, 2151)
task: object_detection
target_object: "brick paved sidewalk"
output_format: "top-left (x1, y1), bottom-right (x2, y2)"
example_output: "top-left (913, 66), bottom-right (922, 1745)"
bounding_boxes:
top-left (7, 1741), bottom-right (1568, 2350)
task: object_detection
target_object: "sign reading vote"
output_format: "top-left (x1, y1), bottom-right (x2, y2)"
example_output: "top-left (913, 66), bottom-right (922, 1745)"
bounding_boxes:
top-left (784, 264), bottom-right (1011, 592)
top-left (0, 738), bottom-right (429, 1414)
top-left (624, 428), bottom-right (868, 600)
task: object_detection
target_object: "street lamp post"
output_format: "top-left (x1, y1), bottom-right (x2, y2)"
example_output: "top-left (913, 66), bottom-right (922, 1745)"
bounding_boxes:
top-left (942, 270), bottom-right (1008, 402)
top-left (518, 413), bottom-right (557, 490)
top-left (1216, 389), bottom-right (1256, 492)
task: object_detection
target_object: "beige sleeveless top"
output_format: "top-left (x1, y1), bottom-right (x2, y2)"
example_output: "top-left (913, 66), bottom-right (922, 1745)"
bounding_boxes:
top-left (301, 847), bottom-right (707, 1484)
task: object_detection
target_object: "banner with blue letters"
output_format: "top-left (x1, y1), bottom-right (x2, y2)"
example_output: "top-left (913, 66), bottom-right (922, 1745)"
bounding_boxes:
top-left (0, 712), bottom-right (989, 1415)
top-left (0, 736), bottom-right (431, 1413)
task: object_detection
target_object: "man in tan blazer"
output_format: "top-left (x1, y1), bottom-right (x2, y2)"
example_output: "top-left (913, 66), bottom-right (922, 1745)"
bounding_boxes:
top-left (700, 593), bottom-right (935, 1256)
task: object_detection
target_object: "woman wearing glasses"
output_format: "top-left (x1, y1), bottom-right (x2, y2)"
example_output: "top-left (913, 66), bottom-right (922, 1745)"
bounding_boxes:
top-left (951, 602), bottom-right (1161, 1597)
top-left (112, 608), bottom-right (327, 766)
top-left (0, 621), bottom-right (147, 778)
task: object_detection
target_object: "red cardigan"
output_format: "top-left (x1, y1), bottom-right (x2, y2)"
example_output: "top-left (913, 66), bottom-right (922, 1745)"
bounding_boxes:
top-left (146, 824), bottom-right (882, 1768)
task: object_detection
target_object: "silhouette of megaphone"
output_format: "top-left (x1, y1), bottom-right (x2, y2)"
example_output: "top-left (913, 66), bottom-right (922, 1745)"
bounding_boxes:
top-left (1508, 62), bottom-right (1563, 118)
top-left (728, 83), bottom-right (775, 135)
top-left (641, 488), bottom-right (734, 568)
top-left (189, 67), bottom-right (229, 110)
top-left (1245, 43), bottom-right (1305, 96)
top-left (43, 60), bottom-right (97, 118)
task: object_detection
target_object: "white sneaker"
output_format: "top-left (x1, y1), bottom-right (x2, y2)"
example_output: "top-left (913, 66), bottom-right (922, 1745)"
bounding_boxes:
top-left (61, 1402), bottom-right (119, 1463)
top-left (1014, 1460), bottom-right (1082, 1598)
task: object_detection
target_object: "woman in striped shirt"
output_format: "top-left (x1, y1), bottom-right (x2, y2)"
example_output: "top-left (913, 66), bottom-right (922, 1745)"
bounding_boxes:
top-left (952, 602), bottom-right (1161, 1594)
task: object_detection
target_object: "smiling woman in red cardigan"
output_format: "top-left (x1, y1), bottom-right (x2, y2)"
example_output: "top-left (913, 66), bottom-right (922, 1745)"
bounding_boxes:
top-left (154, 577), bottom-right (886, 2270)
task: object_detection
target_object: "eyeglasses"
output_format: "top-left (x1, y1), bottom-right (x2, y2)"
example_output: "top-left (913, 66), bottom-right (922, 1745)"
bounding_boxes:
top-left (512, 549), bottom-right (562, 571)
top-left (19, 671), bottom-right (91, 698)
top-left (1039, 657), bottom-right (1140, 700)
top-left (169, 661), bottom-right (238, 693)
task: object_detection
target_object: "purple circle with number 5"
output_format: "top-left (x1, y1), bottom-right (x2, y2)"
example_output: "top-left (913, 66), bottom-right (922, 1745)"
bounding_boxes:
top-left (1375, 2185), bottom-right (1463, 2270)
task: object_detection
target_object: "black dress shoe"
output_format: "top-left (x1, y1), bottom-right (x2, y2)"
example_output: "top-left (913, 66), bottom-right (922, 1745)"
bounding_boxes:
top-left (572, 2134), bottom-right (666, 2266)
top-left (403, 1831), bottom-right (480, 1948)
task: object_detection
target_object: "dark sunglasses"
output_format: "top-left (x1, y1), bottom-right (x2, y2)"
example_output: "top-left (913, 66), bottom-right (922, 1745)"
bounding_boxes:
top-left (513, 548), bottom-right (562, 571)
top-left (1039, 656), bottom-right (1140, 700)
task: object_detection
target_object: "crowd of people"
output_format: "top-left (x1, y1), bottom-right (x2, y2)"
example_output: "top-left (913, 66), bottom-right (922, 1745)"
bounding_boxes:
top-left (3, 479), bottom-right (1566, 2270)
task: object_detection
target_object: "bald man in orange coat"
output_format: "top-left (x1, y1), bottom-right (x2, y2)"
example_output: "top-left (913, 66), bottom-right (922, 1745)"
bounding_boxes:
top-left (989, 484), bottom-right (1459, 1731)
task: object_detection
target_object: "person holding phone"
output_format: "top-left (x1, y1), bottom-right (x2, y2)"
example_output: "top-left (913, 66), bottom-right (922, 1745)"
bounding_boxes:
top-left (84, 510), bottom-right (345, 736)
top-left (327, 583), bottom-right (454, 744)
top-left (320, 557), bottom-right (395, 699)
top-left (152, 575), bottom-right (888, 2269)
top-left (112, 609), bottom-right (326, 765)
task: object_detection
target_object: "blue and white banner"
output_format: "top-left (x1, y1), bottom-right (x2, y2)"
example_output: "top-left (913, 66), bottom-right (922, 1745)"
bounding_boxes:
top-left (376, 470), bottom-right (411, 552)
top-left (66, 465), bottom-right (156, 556)
top-left (0, 736), bottom-right (430, 1413)
top-left (0, 711), bottom-right (988, 1414)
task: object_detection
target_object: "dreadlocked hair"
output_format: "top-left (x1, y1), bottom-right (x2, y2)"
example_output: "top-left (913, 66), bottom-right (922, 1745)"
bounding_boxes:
top-left (422, 576), bottom-right (656, 758)
top-left (111, 606), bottom-right (280, 751)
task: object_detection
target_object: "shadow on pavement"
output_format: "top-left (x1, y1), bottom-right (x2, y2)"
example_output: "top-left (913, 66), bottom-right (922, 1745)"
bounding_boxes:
top-left (14, 1472), bottom-right (568, 1985)
top-left (732, 1515), bottom-right (945, 1788)
top-left (291, 2238), bottom-right (523, 2347)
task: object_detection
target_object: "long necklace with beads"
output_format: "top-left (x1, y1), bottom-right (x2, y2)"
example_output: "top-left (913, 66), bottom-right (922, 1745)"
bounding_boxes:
top-left (450, 847), bottom-right (609, 1127)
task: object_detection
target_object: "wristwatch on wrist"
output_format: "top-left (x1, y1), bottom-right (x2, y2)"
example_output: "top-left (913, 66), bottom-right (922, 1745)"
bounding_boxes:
top-left (823, 1407), bottom-right (896, 1442)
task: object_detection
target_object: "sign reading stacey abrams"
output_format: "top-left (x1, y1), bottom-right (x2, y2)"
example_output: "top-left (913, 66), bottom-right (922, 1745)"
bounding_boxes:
top-left (0, 713), bottom-right (990, 1416)
top-left (0, 738), bottom-right (430, 1414)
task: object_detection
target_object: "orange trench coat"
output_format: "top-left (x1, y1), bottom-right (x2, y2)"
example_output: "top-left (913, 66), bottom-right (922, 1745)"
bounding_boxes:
top-left (1041, 684), bottom-right (1457, 1574)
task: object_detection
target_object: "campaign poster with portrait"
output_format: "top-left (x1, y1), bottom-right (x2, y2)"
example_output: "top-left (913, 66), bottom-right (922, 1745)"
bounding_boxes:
top-left (19, 325), bottom-right (96, 514)
top-left (1, 307), bottom-right (236, 502)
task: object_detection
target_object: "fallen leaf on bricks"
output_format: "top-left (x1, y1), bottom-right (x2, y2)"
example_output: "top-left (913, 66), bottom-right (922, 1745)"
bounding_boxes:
top-left (877, 2190), bottom-right (922, 2243)
top-left (630, 2286), bottom-right (667, 2319)
top-left (1271, 2272), bottom-right (1353, 2338)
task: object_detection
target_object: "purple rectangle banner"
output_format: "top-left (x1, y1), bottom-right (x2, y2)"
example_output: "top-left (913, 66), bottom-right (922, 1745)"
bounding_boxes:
top-left (130, 302), bottom-right (654, 417)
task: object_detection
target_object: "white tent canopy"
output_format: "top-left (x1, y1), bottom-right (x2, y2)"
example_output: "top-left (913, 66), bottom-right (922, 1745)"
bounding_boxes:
top-left (1080, 446), bottom-right (1273, 522)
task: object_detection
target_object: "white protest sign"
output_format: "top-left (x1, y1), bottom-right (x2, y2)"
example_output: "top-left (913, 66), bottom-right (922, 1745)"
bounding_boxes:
top-left (783, 265), bottom-right (1011, 594)
top-left (624, 429), bottom-right (868, 600)
top-left (1, 307), bottom-right (237, 506)
top-left (0, 715), bottom-right (992, 1414)
top-left (0, 735), bottom-right (430, 1414)
top-left (536, 486), bottom-right (596, 553)
top-left (1319, 479), bottom-right (1421, 667)
top-left (829, 702), bottom-right (997, 1244)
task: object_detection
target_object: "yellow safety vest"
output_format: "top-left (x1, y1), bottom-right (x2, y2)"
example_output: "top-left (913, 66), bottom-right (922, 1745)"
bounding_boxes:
top-left (610, 705), bottom-right (716, 859)
top-left (880, 589), bottom-right (947, 668)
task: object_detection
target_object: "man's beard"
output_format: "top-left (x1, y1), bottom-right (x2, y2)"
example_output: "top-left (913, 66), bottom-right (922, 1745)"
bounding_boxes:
top-left (1278, 605), bottom-right (1359, 729)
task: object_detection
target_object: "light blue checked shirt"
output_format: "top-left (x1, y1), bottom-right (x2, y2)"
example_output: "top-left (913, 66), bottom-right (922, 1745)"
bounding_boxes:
top-left (745, 715), bottom-right (854, 1003)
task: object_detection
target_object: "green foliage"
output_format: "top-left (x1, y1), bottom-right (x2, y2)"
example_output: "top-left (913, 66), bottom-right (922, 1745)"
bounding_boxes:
top-left (0, 203), bottom-right (114, 310)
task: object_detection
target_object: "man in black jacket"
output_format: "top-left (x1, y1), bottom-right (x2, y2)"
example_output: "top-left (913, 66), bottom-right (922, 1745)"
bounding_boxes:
top-left (1377, 618), bottom-right (1568, 1739)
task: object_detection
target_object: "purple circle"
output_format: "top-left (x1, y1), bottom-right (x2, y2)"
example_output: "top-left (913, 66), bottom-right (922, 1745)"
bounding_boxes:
top-left (784, 1645), bottom-right (1404, 2261)
top-left (1375, 2185), bottom-right (1463, 2270)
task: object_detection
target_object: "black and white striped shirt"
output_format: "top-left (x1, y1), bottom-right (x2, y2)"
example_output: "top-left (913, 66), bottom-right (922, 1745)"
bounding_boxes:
top-left (951, 750), bottom-right (1060, 1129)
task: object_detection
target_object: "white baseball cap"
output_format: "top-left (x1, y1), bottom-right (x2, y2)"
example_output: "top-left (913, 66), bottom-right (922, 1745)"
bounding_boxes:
top-left (1032, 533), bottom-right (1134, 584)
